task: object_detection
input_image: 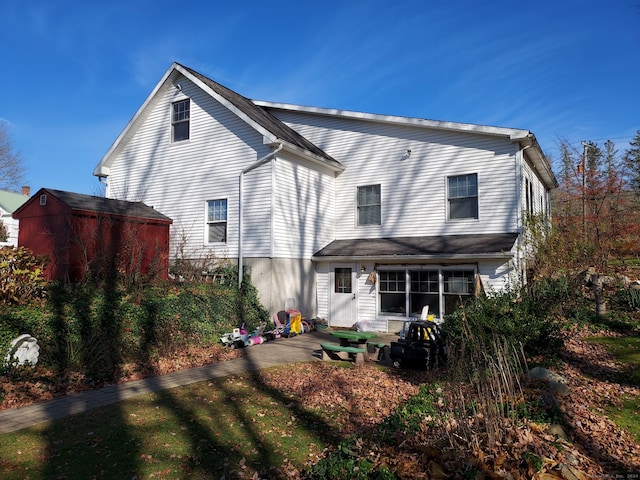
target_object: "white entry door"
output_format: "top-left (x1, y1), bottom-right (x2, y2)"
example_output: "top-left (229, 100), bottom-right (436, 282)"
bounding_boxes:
top-left (329, 264), bottom-right (357, 328)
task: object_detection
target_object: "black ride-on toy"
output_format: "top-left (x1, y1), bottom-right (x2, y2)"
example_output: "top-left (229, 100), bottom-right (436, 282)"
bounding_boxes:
top-left (390, 320), bottom-right (447, 369)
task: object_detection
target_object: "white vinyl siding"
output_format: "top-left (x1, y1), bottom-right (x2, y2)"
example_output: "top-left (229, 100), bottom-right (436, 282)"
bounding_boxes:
top-left (522, 161), bottom-right (548, 218)
top-left (272, 155), bottom-right (335, 258)
top-left (241, 164), bottom-right (274, 257)
top-left (105, 78), bottom-right (270, 260)
top-left (316, 263), bottom-right (330, 320)
top-left (268, 111), bottom-right (519, 239)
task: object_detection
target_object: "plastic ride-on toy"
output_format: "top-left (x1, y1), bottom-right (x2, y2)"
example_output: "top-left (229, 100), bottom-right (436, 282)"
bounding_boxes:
top-left (390, 320), bottom-right (447, 369)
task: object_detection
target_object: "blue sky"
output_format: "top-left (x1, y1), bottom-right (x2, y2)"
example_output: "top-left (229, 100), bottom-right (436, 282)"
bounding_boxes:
top-left (1, 0), bottom-right (638, 195)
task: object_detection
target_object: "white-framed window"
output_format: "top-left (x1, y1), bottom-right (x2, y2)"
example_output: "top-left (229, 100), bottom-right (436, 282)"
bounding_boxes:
top-left (206, 199), bottom-right (227, 243)
top-left (448, 173), bottom-right (478, 220)
top-left (378, 267), bottom-right (475, 318)
top-left (172, 99), bottom-right (190, 142)
top-left (357, 184), bottom-right (381, 226)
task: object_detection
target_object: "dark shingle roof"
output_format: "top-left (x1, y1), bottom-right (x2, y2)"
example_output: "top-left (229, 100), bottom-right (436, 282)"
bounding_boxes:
top-left (179, 64), bottom-right (341, 167)
top-left (45, 189), bottom-right (172, 223)
top-left (313, 233), bottom-right (518, 258)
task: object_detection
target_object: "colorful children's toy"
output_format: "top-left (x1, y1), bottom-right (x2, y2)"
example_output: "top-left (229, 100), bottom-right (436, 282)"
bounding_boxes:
top-left (219, 323), bottom-right (250, 349)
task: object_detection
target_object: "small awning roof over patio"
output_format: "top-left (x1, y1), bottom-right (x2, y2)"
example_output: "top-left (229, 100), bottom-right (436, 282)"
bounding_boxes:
top-left (312, 233), bottom-right (518, 262)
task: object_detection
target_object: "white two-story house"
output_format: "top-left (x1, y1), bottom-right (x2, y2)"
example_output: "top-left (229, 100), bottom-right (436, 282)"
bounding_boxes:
top-left (94, 62), bottom-right (556, 332)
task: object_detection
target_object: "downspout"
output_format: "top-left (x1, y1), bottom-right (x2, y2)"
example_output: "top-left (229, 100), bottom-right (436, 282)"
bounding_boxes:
top-left (238, 143), bottom-right (284, 289)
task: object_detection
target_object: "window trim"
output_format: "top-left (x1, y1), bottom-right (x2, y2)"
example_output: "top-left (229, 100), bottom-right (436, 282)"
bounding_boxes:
top-left (334, 267), bottom-right (353, 293)
top-left (206, 198), bottom-right (227, 244)
top-left (171, 98), bottom-right (190, 142)
top-left (356, 184), bottom-right (382, 226)
top-left (377, 265), bottom-right (476, 319)
top-left (447, 173), bottom-right (478, 221)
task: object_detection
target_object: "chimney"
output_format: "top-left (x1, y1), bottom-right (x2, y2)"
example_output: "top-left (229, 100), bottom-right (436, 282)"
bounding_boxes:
top-left (21, 186), bottom-right (30, 196)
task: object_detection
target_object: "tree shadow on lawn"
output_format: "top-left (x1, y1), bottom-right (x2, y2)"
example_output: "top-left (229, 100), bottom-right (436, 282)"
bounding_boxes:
top-left (26, 359), bottom-right (347, 479)
top-left (560, 335), bottom-right (640, 387)
top-left (554, 337), bottom-right (640, 474)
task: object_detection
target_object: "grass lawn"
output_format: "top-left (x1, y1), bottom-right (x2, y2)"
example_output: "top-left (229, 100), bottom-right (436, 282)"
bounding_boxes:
top-left (0, 362), bottom-right (426, 479)
top-left (0, 373), bottom-right (327, 479)
top-left (585, 335), bottom-right (640, 442)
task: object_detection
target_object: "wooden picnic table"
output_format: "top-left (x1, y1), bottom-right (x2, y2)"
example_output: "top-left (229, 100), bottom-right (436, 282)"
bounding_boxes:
top-left (330, 330), bottom-right (378, 360)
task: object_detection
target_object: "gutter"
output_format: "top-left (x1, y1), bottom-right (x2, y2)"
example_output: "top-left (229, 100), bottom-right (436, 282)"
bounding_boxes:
top-left (311, 252), bottom-right (514, 263)
top-left (238, 143), bottom-right (283, 288)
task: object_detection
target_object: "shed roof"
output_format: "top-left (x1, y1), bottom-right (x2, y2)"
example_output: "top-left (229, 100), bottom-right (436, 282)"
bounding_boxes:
top-left (313, 233), bottom-right (518, 260)
top-left (14, 188), bottom-right (172, 223)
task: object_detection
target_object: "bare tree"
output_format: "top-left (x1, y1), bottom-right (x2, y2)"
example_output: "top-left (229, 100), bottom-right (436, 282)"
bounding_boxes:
top-left (0, 121), bottom-right (27, 190)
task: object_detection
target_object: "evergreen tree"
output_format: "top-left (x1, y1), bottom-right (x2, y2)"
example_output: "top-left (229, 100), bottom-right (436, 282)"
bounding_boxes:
top-left (623, 130), bottom-right (640, 195)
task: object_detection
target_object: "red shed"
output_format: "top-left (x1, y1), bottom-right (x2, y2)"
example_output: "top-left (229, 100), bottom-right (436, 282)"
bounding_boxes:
top-left (13, 188), bottom-right (173, 282)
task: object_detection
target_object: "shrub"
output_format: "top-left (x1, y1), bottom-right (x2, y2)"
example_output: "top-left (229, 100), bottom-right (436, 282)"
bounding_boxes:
top-left (443, 278), bottom-right (566, 357)
top-left (0, 246), bottom-right (48, 306)
top-left (0, 220), bottom-right (7, 242)
top-left (0, 270), bottom-right (269, 382)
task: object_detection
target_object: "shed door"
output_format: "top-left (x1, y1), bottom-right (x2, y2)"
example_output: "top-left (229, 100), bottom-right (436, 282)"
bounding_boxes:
top-left (330, 265), bottom-right (357, 328)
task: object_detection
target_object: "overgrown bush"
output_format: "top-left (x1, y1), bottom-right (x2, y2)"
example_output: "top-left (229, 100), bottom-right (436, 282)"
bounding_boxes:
top-left (444, 278), bottom-right (566, 356)
top-left (0, 269), bottom-right (269, 381)
top-left (0, 246), bottom-right (48, 306)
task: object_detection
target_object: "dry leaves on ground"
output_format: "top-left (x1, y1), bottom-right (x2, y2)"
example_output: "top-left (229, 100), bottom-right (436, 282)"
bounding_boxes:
top-left (1, 331), bottom-right (639, 478)
top-left (0, 344), bottom-right (242, 410)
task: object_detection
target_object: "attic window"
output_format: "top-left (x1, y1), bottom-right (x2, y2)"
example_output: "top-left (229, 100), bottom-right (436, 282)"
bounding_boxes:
top-left (172, 99), bottom-right (190, 142)
top-left (39, 194), bottom-right (47, 206)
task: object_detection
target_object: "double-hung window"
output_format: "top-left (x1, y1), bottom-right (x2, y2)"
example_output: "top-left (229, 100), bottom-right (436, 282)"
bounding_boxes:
top-left (207, 199), bottom-right (227, 243)
top-left (172, 99), bottom-right (190, 142)
top-left (357, 184), bottom-right (381, 226)
top-left (448, 173), bottom-right (478, 220)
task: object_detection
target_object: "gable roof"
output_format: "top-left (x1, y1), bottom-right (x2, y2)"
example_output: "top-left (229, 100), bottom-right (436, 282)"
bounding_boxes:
top-left (0, 189), bottom-right (29, 214)
top-left (13, 188), bottom-right (172, 223)
top-left (179, 65), bottom-right (338, 164)
top-left (94, 63), bottom-right (343, 178)
top-left (312, 233), bottom-right (518, 261)
top-left (94, 62), bottom-right (556, 189)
